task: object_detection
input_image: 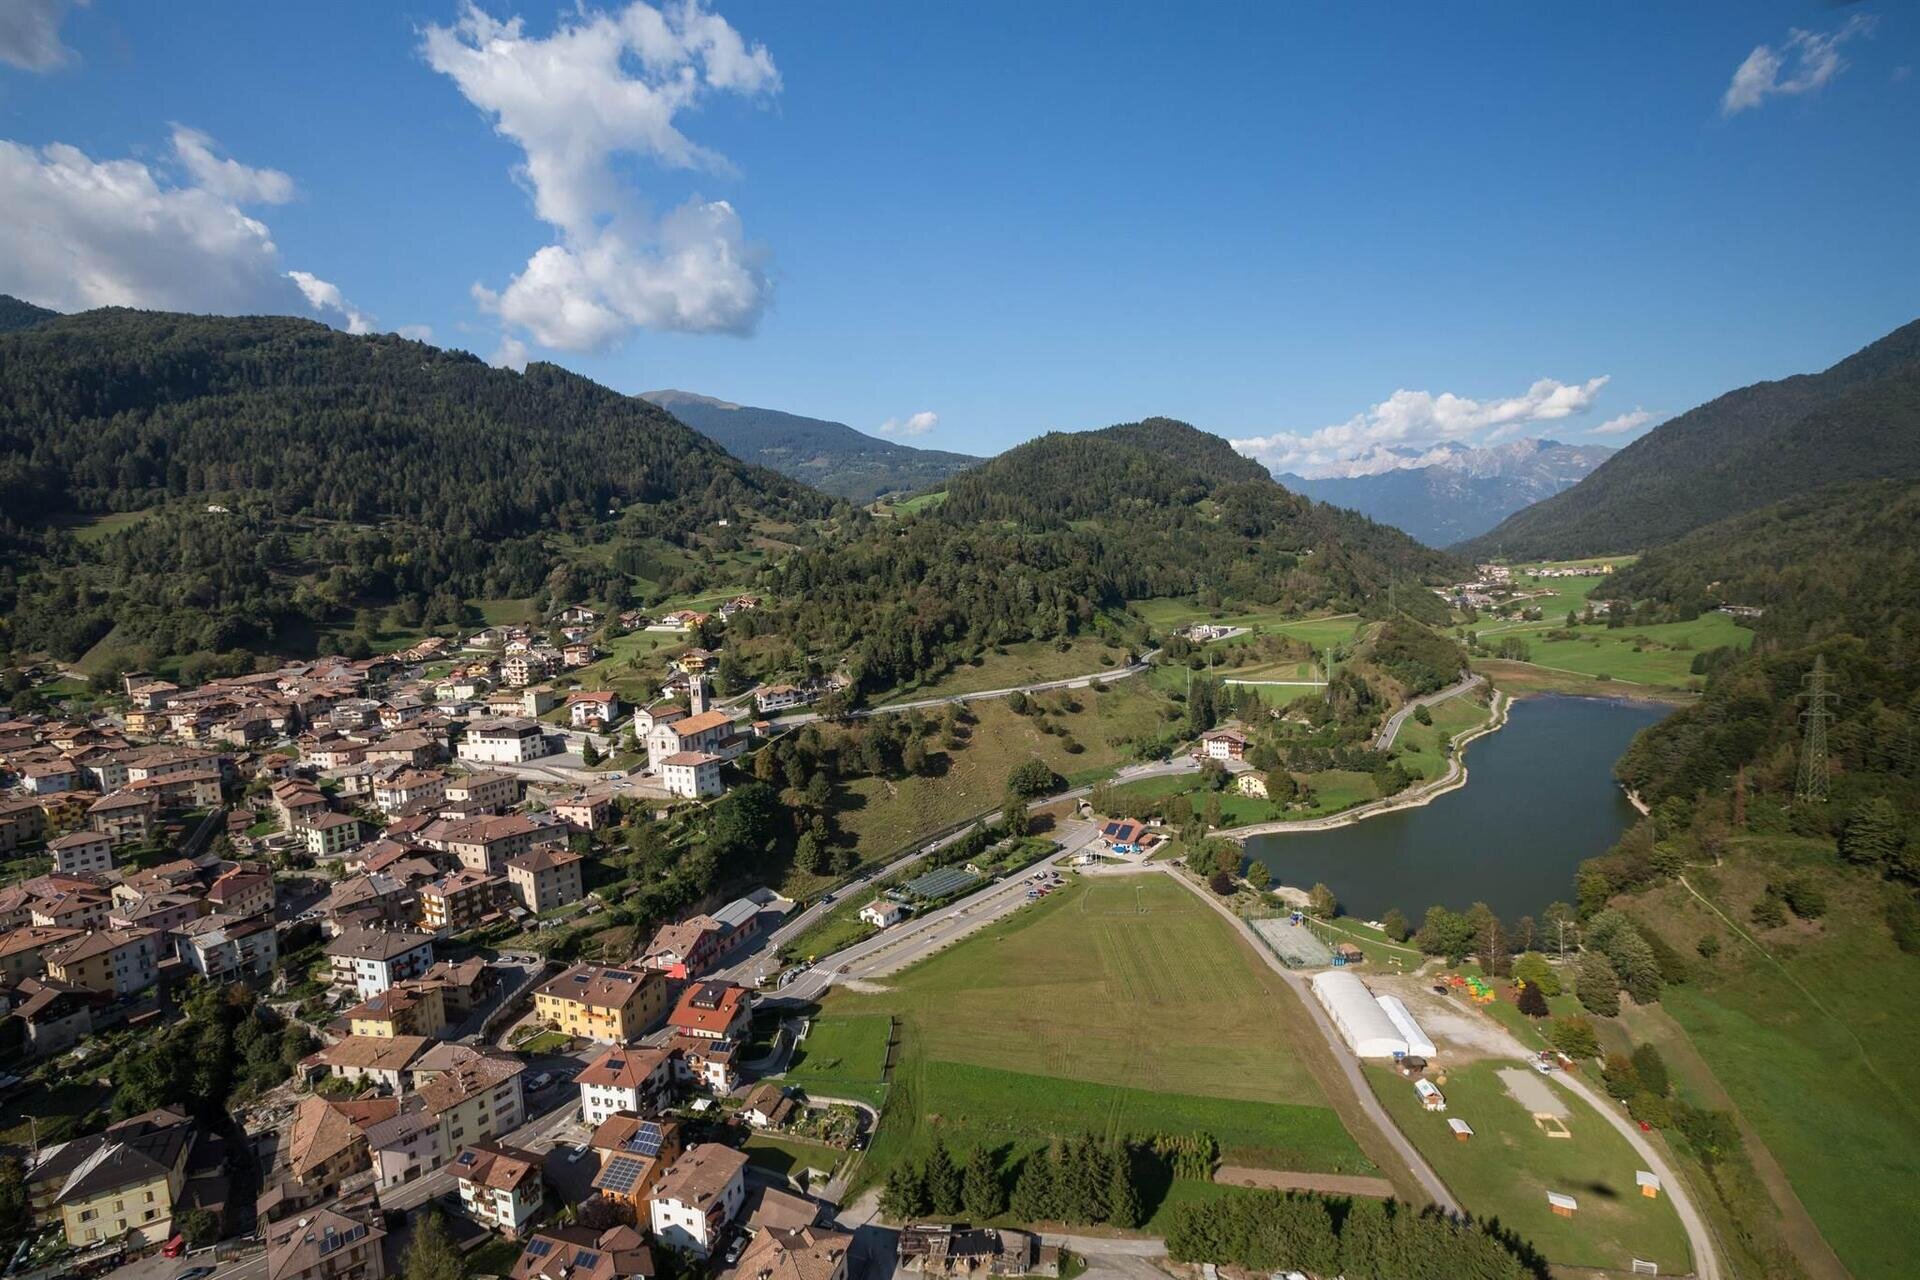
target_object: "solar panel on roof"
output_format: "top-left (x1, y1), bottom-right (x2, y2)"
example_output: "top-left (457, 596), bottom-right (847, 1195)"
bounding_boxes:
top-left (596, 1155), bottom-right (644, 1194)
top-left (623, 1122), bottom-right (664, 1157)
top-left (606, 1057), bottom-right (624, 1070)
top-left (525, 1240), bottom-right (553, 1258)
top-left (574, 1254), bottom-right (599, 1268)
top-left (455, 1151), bottom-right (477, 1166)
top-left (605, 969), bottom-right (633, 979)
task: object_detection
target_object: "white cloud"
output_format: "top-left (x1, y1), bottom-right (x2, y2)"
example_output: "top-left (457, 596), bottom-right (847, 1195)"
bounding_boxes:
top-left (1232, 376), bottom-right (1610, 478)
top-left (287, 271), bottom-right (373, 334)
top-left (0, 130), bottom-right (371, 333)
top-left (0, 0), bottom-right (86, 72)
top-left (423, 0), bottom-right (780, 353)
top-left (395, 324), bottom-right (435, 343)
top-left (1590, 408), bottom-right (1655, 436)
top-left (169, 125), bottom-right (296, 205)
top-left (1722, 14), bottom-right (1876, 116)
top-left (877, 411), bottom-right (938, 438)
top-left (489, 334), bottom-right (530, 371)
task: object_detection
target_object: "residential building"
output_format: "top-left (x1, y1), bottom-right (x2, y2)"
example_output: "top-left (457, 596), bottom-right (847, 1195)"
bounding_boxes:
top-left (445, 771), bottom-right (521, 813)
top-left (47, 831), bottom-right (113, 876)
top-left (568, 692), bottom-right (623, 729)
top-left (0, 925), bottom-right (82, 982)
top-left (176, 913), bottom-right (279, 981)
top-left (326, 927), bottom-right (435, 997)
top-left (439, 813), bottom-right (555, 875)
top-left (667, 981), bottom-right (749, 1041)
top-left (641, 916), bottom-right (724, 978)
top-left (418, 869), bottom-right (509, 933)
top-left (667, 1035), bottom-right (740, 1094)
top-left (587, 1116), bottom-right (682, 1216)
top-left (551, 790), bottom-right (618, 832)
top-left (859, 900), bottom-right (909, 929)
top-left (207, 864), bottom-right (276, 919)
top-left (346, 982), bottom-right (450, 1039)
top-left (363, 1107), bottom-right (442, 1190)
top-left (451, 1143), bottom-right (546, 1238)
top-left (740, 1082), bottom-right (796, 1130)
top-left (263, 1203), bottom-right (387, 1280)
top-left (659, 752), bottom-right (723, 800)
top-left (458, 719), bottom-right (550, 765)
top-left (29, 888), bottom-right (112, 932)
top-left (416, 1048), bottom-right (526, 1153)
top-left (1235, 772), bottom-right (1268, 799)
top-left (375, 770), bottom-right (448, 817)
top-left (648, 1143), bottom-right (749, 1256)
top-left (47, 1110), bottom-right (195, 1247)
top-left (1197, 728), bottom-right (1249, 762)
top-left (45, 927), bottom-right (160, 997)
top-left (420, 956), bottom-right (490, 1020)
top-left (576, 1045), bottom-right (675, 1127)
top-left (307, 1035), bottom-right (431, 1092)
top-left (506, 847), bottom-right (584, 915)
top-left (8, 975), bottom-right (100, 1055)
top-left (511, 1225), bottom-right (653, 1280)
top-left (283, 1096), bottom-right (374, 1202)
top-left (727, 1223), bottom-right (853, 1280)
top-left (305, 811), bottom-right (365, 859)
top-left (533, 964), bottom-right (666, 1043)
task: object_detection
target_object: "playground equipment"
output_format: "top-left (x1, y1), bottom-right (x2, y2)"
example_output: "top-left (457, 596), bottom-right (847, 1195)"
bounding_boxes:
top-left (1444, 972), bottom-right (1497, 1004)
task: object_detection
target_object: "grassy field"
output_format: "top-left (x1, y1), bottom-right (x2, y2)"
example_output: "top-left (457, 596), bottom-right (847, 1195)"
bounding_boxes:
top-left (742, 1133), bottom-right (847, 1183)
top-left (1464, 572), bottom-right (1749, 688)
top-left (1130, 599), bottom-right (1364, 645)
top-left (1474, 658), bottom-right (1697, 704)
top-left (567, 629), bottom-right (690, 702)
top-left (1619, 838), bottom-right (1920, 1280)
top-left (828, 876), bottom-right (1376, 1183)
top-left (781, 1014), bottom-right (893, 1108)
top-left (877, 634), bottom-right (1129, 704)
top-left (1367, 1061), bottom-right (1693, 1275)
top-left (1386, 691), bottom-right (1491, 779)
top-left (817, 680), bottom-right (1179, 868)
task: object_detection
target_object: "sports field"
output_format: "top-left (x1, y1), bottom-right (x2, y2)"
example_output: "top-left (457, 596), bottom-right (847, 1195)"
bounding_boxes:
top-left (829, 876), bottom-right (1376, 1180)
top-left (1366, 1061), bottom-right (1692, 1275)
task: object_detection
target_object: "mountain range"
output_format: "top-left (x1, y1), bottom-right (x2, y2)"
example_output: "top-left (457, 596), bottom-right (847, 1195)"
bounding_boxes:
top-left (641, 389), bottom-right (983, 502)
top-left (1458, 317), bottom-right (1920, 559)
top-left (1273, 438), bottom-right (1615, 547)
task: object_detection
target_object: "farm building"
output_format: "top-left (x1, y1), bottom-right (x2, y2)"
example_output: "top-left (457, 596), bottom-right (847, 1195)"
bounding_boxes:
top-left (1414, 1078), bottom-right (1446, 1111)
top-left (1309, 970), bottom-right (1406, 1058)
top-left (1375, 994), bottom-right (1438, 1059)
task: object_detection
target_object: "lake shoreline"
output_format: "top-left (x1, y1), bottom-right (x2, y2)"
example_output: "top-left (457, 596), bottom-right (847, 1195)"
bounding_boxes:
top-left (1236, 694), bottom-right (1670, 921)
top-left (1226, 690), bottom-right (1510, 842)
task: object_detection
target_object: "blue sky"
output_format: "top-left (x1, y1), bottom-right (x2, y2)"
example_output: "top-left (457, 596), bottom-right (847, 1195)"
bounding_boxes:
top-left (1, 2), bottom-right (1914, 475)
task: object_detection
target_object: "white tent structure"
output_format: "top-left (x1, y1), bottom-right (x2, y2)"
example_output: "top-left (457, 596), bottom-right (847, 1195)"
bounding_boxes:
top-left (1376, 994), bottom-right (1438, 1059)
top-left (1310, 970), bottom-right (1407, 1058)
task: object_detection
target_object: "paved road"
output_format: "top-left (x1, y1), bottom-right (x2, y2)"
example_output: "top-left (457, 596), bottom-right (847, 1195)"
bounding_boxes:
top-left (762, 821), bottom-right (1106, 1003)
top-left (1371, 672), bottom-right (1486, 750)
top-left (766, 650), bottom-right (1162, 729)
top-left (717, 758), bottom-right (1196, 987)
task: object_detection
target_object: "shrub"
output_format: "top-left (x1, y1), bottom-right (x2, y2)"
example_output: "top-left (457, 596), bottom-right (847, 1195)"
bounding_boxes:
top-left (1547, 1016), bottom-right (1600, 1060)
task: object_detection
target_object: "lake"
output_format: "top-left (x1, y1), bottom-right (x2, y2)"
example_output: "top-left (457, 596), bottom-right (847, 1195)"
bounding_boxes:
top-left (1241, 694), bottom-right (1670, 922)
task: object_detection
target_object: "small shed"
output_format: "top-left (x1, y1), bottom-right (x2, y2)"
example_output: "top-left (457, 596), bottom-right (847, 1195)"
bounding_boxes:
top-left (1332, 942), bottom-right (1365, 965)
top-left (1636, 1170), bottom-right (1661, 1199)
top-left (1413, 1079), bottom-right (1446, 1112)
top-left (1447, 1118), bottom-right (1473, 1141)
top-left (1547, 1191), bottom-right (1578, 1218)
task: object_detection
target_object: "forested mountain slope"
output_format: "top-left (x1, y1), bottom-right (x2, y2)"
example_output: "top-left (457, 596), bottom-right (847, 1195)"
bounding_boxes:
top-left (1457, 318), bottom-right (1920, 559)
top-left (0, 294), bottom-right (57, 333)
top-left (744, 419), bottom-right (1463, 693)
top-left (642, 389), bottom-right (983, 501)
top-left (1602, 478), bottom-right (1920, 652)
top-left (0, 307), bottom-right (829, 662)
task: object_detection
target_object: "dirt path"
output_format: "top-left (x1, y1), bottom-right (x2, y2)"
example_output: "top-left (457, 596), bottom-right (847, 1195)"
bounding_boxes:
top-left (1213, 1166), bottom-right (1396, 1197)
